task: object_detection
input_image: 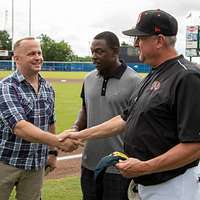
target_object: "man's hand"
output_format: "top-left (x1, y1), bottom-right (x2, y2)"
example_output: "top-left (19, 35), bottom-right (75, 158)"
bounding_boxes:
top-left (115, 158), bottom-right (150, 178)
top-left (46, 154), bottom-right (57, 174)
top-left (57, 129), bottom-right (81, 142)
top-left (56, 131), bottom-right (84, 152)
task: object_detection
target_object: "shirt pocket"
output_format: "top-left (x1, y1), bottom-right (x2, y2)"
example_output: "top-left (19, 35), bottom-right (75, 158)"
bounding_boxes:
top-left (43, 97), bottom-right (54, 117)
top-left (20, 97), bottom-right (34, 116)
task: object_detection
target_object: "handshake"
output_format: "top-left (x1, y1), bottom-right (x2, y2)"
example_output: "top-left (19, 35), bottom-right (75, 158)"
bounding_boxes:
top-left (55, 129), bottom-right (83, 152)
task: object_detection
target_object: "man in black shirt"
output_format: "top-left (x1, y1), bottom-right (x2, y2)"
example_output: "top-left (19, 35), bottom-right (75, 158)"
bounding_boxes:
top-left (62, 9), bottom-right (200, 200)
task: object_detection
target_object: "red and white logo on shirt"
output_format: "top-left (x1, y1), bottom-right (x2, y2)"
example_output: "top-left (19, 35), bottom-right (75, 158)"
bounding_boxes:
top-left (150, 80), bottom-right (160, 91)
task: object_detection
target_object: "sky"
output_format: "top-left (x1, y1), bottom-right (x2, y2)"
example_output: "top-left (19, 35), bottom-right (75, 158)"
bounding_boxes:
top-left (0, 0), bottom-right (200, 61)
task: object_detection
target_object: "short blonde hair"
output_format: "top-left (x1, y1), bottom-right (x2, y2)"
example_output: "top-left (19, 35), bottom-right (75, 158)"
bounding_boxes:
top-left (13, 37), bottom-right (36, 52)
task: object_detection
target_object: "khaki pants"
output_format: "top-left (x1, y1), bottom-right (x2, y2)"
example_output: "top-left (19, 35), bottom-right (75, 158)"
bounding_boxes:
top-left (0, 162), bottom-right (44, 200)
top-left (128, 180), bottom-right (141, 200)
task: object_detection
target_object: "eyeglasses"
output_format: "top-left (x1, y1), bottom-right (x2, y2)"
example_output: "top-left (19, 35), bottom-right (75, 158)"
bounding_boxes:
top-left (133, 35), bottom-right (165, 47)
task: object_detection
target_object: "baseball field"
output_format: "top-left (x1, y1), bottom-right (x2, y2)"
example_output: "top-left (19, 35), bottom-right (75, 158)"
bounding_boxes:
top-left (0, 71), bottom-right (146, 200)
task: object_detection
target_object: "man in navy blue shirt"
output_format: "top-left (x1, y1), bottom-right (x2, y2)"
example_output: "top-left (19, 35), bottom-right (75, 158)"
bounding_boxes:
top-left (0, 37), bottom-right (81, 200)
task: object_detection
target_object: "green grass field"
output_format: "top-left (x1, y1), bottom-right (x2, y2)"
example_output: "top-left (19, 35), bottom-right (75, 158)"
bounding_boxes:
top-left (9, 176), bottom-right (82, 200)
top-left (0, 70), bottom-right (87, 79)
top-left (53, 82), bottom-right (82, 132)
top-left (0, 70), bottom-right (147, 200)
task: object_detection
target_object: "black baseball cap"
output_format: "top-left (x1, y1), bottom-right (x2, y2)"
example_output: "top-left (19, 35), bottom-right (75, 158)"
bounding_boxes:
top-left (123, 9), bottom-right (178, 36)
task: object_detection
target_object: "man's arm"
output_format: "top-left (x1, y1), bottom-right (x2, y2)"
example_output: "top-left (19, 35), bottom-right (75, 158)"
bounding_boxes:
top-left (14, 120), bottom-right (81, 152)
top-left (48, 123), bottom-right (57, 149)
top-left (116, 142), bottom-right (200, 178)
top-left (147, 142), bottom-right (200, 173)
top-left (72, 105), bottom-right (87, 131)
top-left (61, 115), bottom-right (126, 141)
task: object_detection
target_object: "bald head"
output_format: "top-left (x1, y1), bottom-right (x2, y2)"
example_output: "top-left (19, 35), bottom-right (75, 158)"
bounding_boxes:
top-left (13, 37), bottom-right (43, 75)
top-left (14, 37), bottom-right (36, 51)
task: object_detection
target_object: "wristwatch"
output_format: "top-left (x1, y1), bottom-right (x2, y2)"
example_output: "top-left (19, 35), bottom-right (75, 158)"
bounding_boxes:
top-left (48, 150), bottom-right (58, 157)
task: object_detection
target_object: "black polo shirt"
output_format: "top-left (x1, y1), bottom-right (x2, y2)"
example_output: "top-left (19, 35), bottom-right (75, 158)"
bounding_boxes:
top-left (122, 55), bottom-right (200, 186)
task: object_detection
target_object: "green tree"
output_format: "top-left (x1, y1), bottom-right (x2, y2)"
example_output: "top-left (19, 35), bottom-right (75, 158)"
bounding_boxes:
top-left (121, 41), bottom-right (130, 47)
top-left (71, 55), bottom-right (92, 62)
top-left (0, 30), bottom-right (12, 60)
top-left (0, 30), bottom-right (12, 50)
top-left (39, 34), bottom-right (74, 61)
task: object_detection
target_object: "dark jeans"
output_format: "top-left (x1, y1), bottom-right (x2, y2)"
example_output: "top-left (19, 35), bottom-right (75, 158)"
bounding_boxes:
top-left (81, 166), bottom-right (130, 200)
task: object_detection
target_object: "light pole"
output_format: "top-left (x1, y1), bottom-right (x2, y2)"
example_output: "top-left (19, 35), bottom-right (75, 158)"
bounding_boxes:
top-left (11, 0), bottom-right (14, 71)
top-left (29, 0), bottom-right (32, 36)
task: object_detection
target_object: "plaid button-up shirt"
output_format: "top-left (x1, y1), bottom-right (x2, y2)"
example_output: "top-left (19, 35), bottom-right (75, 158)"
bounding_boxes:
top-left (0, 70), bottom-right (55, 170)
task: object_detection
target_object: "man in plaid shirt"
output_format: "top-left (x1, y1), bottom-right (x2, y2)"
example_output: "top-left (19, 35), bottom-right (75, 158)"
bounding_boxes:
top-left (0, 37), bottom-right (81, 200)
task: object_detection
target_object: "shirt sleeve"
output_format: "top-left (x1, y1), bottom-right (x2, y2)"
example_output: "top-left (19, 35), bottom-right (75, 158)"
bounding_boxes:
top-left (0, 83), bottom-right (26, 129)
top-left (175, 72), bottom-right (200, 142)
top-left (80, 83), bottom-right (86, 107)
top-left (49, 88), bottom-right (56, 125)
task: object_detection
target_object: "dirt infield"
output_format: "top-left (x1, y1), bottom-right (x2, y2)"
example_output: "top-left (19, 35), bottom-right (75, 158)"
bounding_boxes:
top-left (47, 78), bottom-right (83, 84)
top-left (45, 147), bottom-right (83, 180)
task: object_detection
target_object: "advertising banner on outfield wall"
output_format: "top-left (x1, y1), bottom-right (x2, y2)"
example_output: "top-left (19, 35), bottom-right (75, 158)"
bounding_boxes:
top-left (185, 25), bottom-right (200, 57)
top-left (0, 50), bottom-right (8, 57)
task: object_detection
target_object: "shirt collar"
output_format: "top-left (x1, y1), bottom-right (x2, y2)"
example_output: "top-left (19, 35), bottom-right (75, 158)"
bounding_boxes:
top-left (152, 55), bottom-right (183, 72)
top-left (13, 70), bottom-right (45, 84)
top-left (101, 60), bottom-right (127, 79)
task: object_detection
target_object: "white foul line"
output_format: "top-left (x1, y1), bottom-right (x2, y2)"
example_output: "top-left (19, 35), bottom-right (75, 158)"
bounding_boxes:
top-left (57, 154), bottom-right (82, 161)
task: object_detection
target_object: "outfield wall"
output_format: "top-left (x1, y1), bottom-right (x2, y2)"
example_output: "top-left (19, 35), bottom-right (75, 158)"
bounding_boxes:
top-left (0, 60), bottom-right (151, 73)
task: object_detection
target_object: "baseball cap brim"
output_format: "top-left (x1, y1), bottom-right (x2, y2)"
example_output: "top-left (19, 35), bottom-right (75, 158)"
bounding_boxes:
top-left (122, 28), bottom-right (152, 36)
